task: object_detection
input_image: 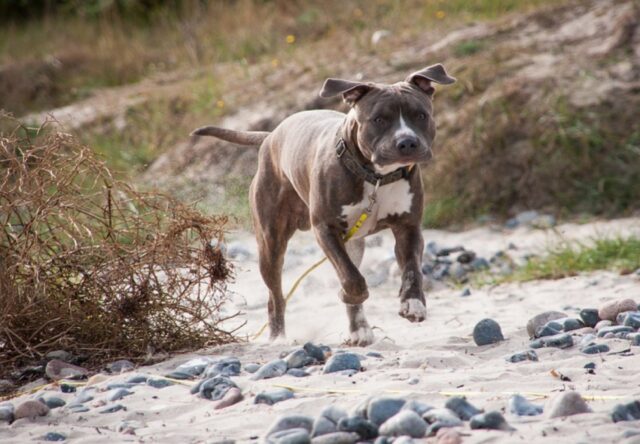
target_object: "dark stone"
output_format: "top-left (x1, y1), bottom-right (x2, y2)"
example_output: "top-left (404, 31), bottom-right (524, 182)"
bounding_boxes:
top-left (529, 338), bottom-right (545, 349)
top-left (597, 326), bottom-right (634, 337)
top-left (456, 251), bottom-right (476, 264)
top-left (323, 354), bottom-right (361, 374)
top-left (312, 406), bottom-right (348, 437)
top-left (99, 404), bottom-right (125, 414)
top-left (469, 411), bottom-right (514, 431)
top-left (557, 318), bottom-right (584, 332)
top-left (285, 349), bottom-right (315, 369)
top-left (251, 359), bottom-right (288, 380)
top-left (286, 368), bottom-right (310, 378)
top-left (460, 288), bottom-right (471, 297)
top-left (581, 343), bottom-right (610, 354)
top-left (205, 357), bottom-right (241, 378)
top-left (542, 333), bottom-right (574, 349)
top-left (255, 388), bottom-right (294, 406)
top-left (445, 396), bottom-right (482, 420)
top-left (42, 432), bottom-right (66, 442)
top-left (199, 376), bottom-right (236, 400)
top-left (471, 257), bottom-right (490, 271)
top-left (622, 312), bottom-right (640, 329)
top-left (367, 398), bottom-right (406, 426)
top-left (612, 400), bottom-right (640, 422)
top-left (147, 378), bottom-right (173, 389)
top-left (509, 394), bottom-right (543, 416)
top-left (579, 308), bottom-right (600, 328)
top-left (164, 371), bottom-right (194, 380)
top-left (472, 318), bottom-right (504, 346)
top-left (304, 342), bottom-right (329, 363)
top-left (535, 323), bottom-right (562, 338)
top-left (40, 397), bottom-right (66, 409)
top-left (126, 375), bottom-right (148, 384)
top-left (506, 350), bottom-right (538, 363)
top-left (377, 410), bottom-right (426, 438)
top-left (337, 416), bottom-right (378, 440)
top-left (584, 362), bottom-right (596, 369)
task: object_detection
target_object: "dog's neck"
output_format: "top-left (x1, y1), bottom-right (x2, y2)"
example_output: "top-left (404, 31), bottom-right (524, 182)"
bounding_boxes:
top-left (340, 111), bottom-right (373, 168)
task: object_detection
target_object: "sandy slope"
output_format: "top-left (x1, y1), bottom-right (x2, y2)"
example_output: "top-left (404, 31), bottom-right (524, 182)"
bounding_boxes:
top-left (2, 218), bottom-right (640, 443)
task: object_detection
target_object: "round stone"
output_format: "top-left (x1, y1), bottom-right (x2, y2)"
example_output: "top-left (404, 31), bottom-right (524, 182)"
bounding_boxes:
top-left (472, 319), bottom-right (504, 346)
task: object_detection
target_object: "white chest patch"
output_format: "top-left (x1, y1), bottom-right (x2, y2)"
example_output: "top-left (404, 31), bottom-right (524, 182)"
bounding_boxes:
top-left (340, 180), bottom-right (414, 239)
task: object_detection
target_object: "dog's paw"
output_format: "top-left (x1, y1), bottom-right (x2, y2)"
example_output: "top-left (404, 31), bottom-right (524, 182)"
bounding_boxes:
top-left (399, 299), bottom-right (427, 323)
top-left (348, 325), bottom-right (375, 347)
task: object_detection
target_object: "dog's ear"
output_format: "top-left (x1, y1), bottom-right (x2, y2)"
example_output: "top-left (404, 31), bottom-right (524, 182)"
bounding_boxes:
top-left (319, 79), bottom-right (373, 105)
top-left (406, 64), bottom-right (456, 96)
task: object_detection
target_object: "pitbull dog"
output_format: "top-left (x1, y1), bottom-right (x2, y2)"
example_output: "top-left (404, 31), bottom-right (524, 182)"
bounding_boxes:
top-left (192, 64), bottom-right (455, 346)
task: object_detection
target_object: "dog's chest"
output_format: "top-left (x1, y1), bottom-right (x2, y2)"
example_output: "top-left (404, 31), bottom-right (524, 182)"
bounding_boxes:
top-left (340, 180), bottom-right (414, 239)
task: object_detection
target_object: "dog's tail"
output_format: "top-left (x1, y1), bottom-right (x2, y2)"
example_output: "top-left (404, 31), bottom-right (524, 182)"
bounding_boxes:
top-left (190, 125), bottom-right (269, 146)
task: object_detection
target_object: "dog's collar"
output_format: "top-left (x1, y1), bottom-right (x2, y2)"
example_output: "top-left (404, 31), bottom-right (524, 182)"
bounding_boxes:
top-left (336, 138), bottom-right (411, 186)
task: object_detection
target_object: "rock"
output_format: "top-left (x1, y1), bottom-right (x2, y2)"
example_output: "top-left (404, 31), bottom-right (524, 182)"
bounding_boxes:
top-left (337, 416), bottom-right (378, 440)
top-left (205, 357), bottom-right (241, 378)
top-left (456, 251), bottom-right (476, 264)
top-left (14, 400), bottom-right (49, 420)
top-left (435, 428), bottom-right (462, 444)
top-left (557, 317), bottom-right (584, 332)
top-left (506, 350), bottom-right (538, 363)
top-left (117, 420), bottom-right (144, 434)
top-left (72, 389), bottom-right (94, 404)
top-left (106, 360), bottom-right (135, 374)
top-left (126, 375), bottom-right (148, 384)
top-left (147, 378), bottom-right (173, 389)
top-left (622, 312), bottom-right (640, 329)
top-left (304, 342), bottom-right (330, 363)
top-left (367, 398), bottom-right (406, 426)
top-left (40, 397), bottom-right (65, 409)
top-left (252, 359), bottom-right (288, 380)
top-left (579, 308), bottom-right (600, 327)
top-left (285, 349), bottom-right (315, 369)
top-left (199, 376), bottom-right (237, 401)
top-left (267, 428), bottom-right (311, 444)
top-left (312, 406), bottom-right (348, 437)
top-left (541, 333), bottom-right (574, 349)
top-left (164, 371), bottom-right (193, 380)
top-left (581, 343), bottom-right (610, 354)
top-left (472, 318), bottom-right (504, 346)
top-left (629, 333), bottom-right (640, 346)
top-left (469, 411), bottom-right (514, 431)
top-left (449, 263), bottom-right (468, 282)
top-left (594, 320), bottom-right (613, 332)
top-left (286, 368), bottom-right (310, 378)
top-left (531, 214), bottom-right (556, 229)
top-left (311, 432), bottom-right (359, 444)
top-left (86, 374), bottom-right (109, 386)
top-left (526, 311), bottom-right (567, 338)
top-left (45, 350), bottom-right (73, 363)
top-left (99, 404), bottom-right (125, 414)
top-left (378, 410), bottom-right (426, 438)
top-left (67, 405), bottom-right (89, 413)
top-left (255, 388), bottom-right (294, 405)
top-left (323, 353), bottom-right (361, 374)
top-left (0, 403), bottom-right (15, 423)
top-left (597, 326), bottom-right (634, 337)
top-left (445, 396), bottom-right (482, 420)
top-left (266, 415), bottom-right (314, 437)
top-left (598, 299), bottom-right (637, 322)
top-left (547, 392), bottom-right (592, 418)
top-left (244, 363), bottom-right (260, 373)
top-left (214, 387), bottom-right (243, 410)
top-left (174, 357), bottom-right (213, 377)
top-left (42, 432), bottom-right (66, 441)
top-left (107, 388), bottom-right (133, 402)
top-left (460, 288), bottom-right (471, 297)
top-left (373, 437), bottom-right (393, 444)
top-left (535, 322), bottom-right (562, 338)
top-left (509, 394), bottom-right (543, 416)
top-left (59, 383), bottom-right (76, 394)
top-left (612, 400), bottom-right (640, 422)
top-left (423, 408), bottom-right (462, 436)
top-left (471, 257), bottom-right (490, 271)
top-left (45, 359), bottom-right (88, 381)
top-left (402, 400), bottom-right (433, 416)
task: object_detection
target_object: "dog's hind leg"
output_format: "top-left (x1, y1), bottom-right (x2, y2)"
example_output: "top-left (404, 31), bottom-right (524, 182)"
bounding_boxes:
top-left (344, 239), bottom-right (374, 346)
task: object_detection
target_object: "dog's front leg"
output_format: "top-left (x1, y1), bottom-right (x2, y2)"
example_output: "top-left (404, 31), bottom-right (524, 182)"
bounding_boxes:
top-left (392, 224), bottom-right (426, 322)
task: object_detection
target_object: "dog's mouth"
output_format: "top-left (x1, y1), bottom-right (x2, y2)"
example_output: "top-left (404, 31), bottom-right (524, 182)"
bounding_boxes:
top-left (373, 149), bottom-right (433, 169)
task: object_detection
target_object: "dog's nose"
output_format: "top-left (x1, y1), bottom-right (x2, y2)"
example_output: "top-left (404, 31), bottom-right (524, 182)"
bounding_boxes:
top-left (396, 136), bottom-right (418, 154)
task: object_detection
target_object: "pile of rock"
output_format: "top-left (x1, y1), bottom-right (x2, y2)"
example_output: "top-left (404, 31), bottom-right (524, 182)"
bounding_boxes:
top-left (421, 242), bottom-right (492, 285)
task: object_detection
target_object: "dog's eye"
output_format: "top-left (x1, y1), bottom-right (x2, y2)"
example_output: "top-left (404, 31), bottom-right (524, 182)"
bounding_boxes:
top-left (373, 117), bottom-right (385, 125)
top-left (417, 113), bottom-right (427, 120)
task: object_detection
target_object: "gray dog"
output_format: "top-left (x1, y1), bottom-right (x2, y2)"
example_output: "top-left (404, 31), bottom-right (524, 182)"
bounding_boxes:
top-left (192, 64), bottom-right (455, 346)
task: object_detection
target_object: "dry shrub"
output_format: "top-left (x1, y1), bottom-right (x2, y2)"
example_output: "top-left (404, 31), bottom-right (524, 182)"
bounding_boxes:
top-left (0, 118), bottom-right (238, 378)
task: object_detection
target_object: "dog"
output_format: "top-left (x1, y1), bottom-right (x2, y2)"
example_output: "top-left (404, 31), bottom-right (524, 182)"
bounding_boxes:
top-left (192, 64), bottom-right (455, 346)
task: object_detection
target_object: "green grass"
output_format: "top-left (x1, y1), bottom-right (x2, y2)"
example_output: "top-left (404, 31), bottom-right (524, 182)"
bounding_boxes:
top-left (453, 40), bottom-right (485, 57)
top-left (511, 236), bottom-right (640, 282)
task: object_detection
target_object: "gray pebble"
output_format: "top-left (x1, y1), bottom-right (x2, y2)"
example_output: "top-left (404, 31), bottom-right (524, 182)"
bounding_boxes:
top-left (367, 397), bottom-right (406, 426)
top-left (40, 397), bottom-right (66, 409)
top-left (629, 333), bottom-right (640, 346)
top-left (509, 394), bottom-right (543, 416)
top-left (469, 411), bottom-right (514, 430)
top-left (255, 388), bottom-right (294, 405)
top-left (73, 389), bottom-right (95, 404)
top-left (164, 371), bottom-right (193, 380)
top-left (304, 342), bottom-right (329, 363)
top-left (472, 318), bottom-right (504, 346)
top-left (286, 368), bottom-right (310, 378)
top-left (266, 415), bottom-right (314, 437)
top-left (378, 410), bottom-right (426, 438)
top-left (506, 350), bottom-right (538, 363)
top-left (423, 408), bottom-right (462, 434)
top-left (471, 257), bottom-right (490, 271)
top-left (199, 376), bottom-right (237, 400)
top-left (267, 428), bottom-right (311, 444)
top-left (366, 352), bottom-right (383, 359)
top-left (285, 349), bottom-right (315, 369)
top-left (147, 378), bottom-right (173, 389)
top-left (174, 358), bottom-right (211, 377)
top-left (205, 357), bottom-right (241, 378)
top-left (310, 432), bottom-right (359, 444)
top-left (107, 388), bottom-right (133, 402)
top-left (99, 404), bottom-right (125, 414)
top-left (244, 363), bottom-right (260, 373)
top-left (106, 360), bottom-right (135, 374)
top-left (323, 354), bottom-right (361, 374)
top-left (612, 400), bottom-right (640, 422)
top-left (540, 333), bottom-right (574, 349)
top-left (460, 288), bottom-right (471, 297)
top-left (402, 400), bottom-right (432, 416)
top-left (337, 416), bottom-right (378, 439)
top-left (581, 343), bottom-right (610, 354)
top-left (547, 392), bottom-right (592, 418)
top-left (535, 322), bottom-right (562, 338)
top-left (42, 432), bottom-right (66, 441)
top-left (67, 405), bottom-right (90, 413)
top-left (597, 326), bottom-right (634, 337)
top-left (45, 350), bottom-right (73, 363)
top-left (252, 359), bottom-right (288, 380)
top-left (126, 375), bottom-right (148, 384)
top-left (622, 312), bottom-right (640, 329)
top-left (312, 406), bottom-right (348, 437)
top-left (579, 308), bottom-right (600, 327)
top-left (445, 396), bottom-right (482, 420)
top-left (106, 383), bottom-right (135, 390)
top-left (526, 311), bottom-right (567, 338)
top-left (0, 403), bottom-right (14, 423)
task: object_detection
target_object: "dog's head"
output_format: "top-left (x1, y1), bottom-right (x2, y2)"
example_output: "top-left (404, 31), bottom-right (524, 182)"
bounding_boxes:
top-left (319, 64), bottom-right (455, 173)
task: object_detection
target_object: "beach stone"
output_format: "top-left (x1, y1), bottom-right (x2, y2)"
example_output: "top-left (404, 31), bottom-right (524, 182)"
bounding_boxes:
top-left (612, 400), bottom-right (640, 422)
top-left (175, 357), bottom-right (213, 376)
top-left (267, 415), bottom-right (314, 437)
top-left (378, 410), bottom-right (426, 438)
top-left (304, 342), bottom-right (330, 363)
top-left (595, 320), bottom-right (613, 332)
top-left (45, 359), bottom-right (88, 381)
top-left (581, 343), bottom-right (610, 354)
top-left (373, 437), bottom-right (393, 444)
top-left (597, 326), bottom-right (634, 337)
top-left (542, 333), bottom-right (574, 348)
top-left (252, 359), bottom-right (288, 380)
top-left (214, 387), bottom-right (243, 410)
top-left (14, 400), bottom-right (49, 420)
top-left (99, 404), bottom-right (125, 414)
top-left (147, 378), bottom-right (173, 389)
top-left (311, 432), bottom-right (359, 444)
top-left (460, 288), bottom-right (471, 297)
top-left (506, 350), bottom-right (538, 363)
top-left (599, 299), bottom-right (637, 321)
top-left (126, 375), bottom-right (148, 384)
top-left (366, 352), bottom-right (383, 359)
top-left (267, 428), bottom-right (311, 444)
top-left (312, 406), bottom-right (348, 437)
top-left (0, 403), bottom-right (14, 422)
top-left (469, 411), bottom-right (514, 431)
top-left (164, 371), bottom-right (193, 380)
top-left (471, 257), bottom-right (490, 271)
top-left (423, 408), bottom-right (462, 436)
top-left (244, 363), bottom-right (260, 373)
top-left (535, 322), bottom-right (562, 338)
top-left (337, 416), bottom-right (378, 440)
top-left (255, 388), bottom-right (294, 405)
top-left (107, 388), bottom-right (133, 402)
top-left (286, 368), bottom-right (310, 378)
top-left (367, 397), bottom-right (406, 426)
top-left (323, 353), bottom-right (361, 374)
top-left (526, 311), bottom-right (567, 338)
top-left (41, 397), bottom-right (65, 409)
top-left (106, 360), bottom-right (135, 374)
top-left (205, 357), bottom-right (241, 378)
top-left (402, 400), bottom-right (433, 416)
top-left (285, 349), bottom-right (315, 369)
top-left (72, 388), bottom-right (95, 404)
top-left (509, 394), bottom-right (543, 416)
top-left (67, 405), bottom-right (89, 413)
top-left (45, 350), bottom-right (73, 363)
top-left (557, 317), bottom-right (584, 332)
top-left (529, 338), bottom-right (544, 349)
top-left (622, 312), bottom-right (640, 329)
top-left (106, 382), bottom-right (134, 391)
top-left (85, 374), bottom-right (109, 386)
top-left (629, 333), bottom-right (640, 346)
top-left (547, 392), bottom-right (592, 418)
top-left (445, 396), bottom-right (482, 420)
top-left (42, 432), bottom-right (66, 441)
top-left (199, 376), bottom-right (237, 400)
top-left (449, 263), bottom-right (468, 281)
top-left (472, 318), bottom-right (504, 346)
top-left (351, 397), bottom-right (372, 419)
top-left (435, 428), bottom-right (462, 444)
top-left (579, 308), bottom-right (600, 327)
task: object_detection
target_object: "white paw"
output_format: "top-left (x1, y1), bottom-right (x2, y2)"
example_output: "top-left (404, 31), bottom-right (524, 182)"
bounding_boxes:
top-left (350, 325), bottom-right (375, 347)
top-left (399, 299), bottom-right (427, 322)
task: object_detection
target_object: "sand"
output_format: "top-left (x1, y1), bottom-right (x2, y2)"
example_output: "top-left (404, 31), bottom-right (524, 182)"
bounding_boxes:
top-left (2, 217), bottom-right (640, 443)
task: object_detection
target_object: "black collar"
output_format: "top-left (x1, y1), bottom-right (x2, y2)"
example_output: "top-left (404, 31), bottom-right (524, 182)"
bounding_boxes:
top-left (336, 138), bottom-right (411, 186)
